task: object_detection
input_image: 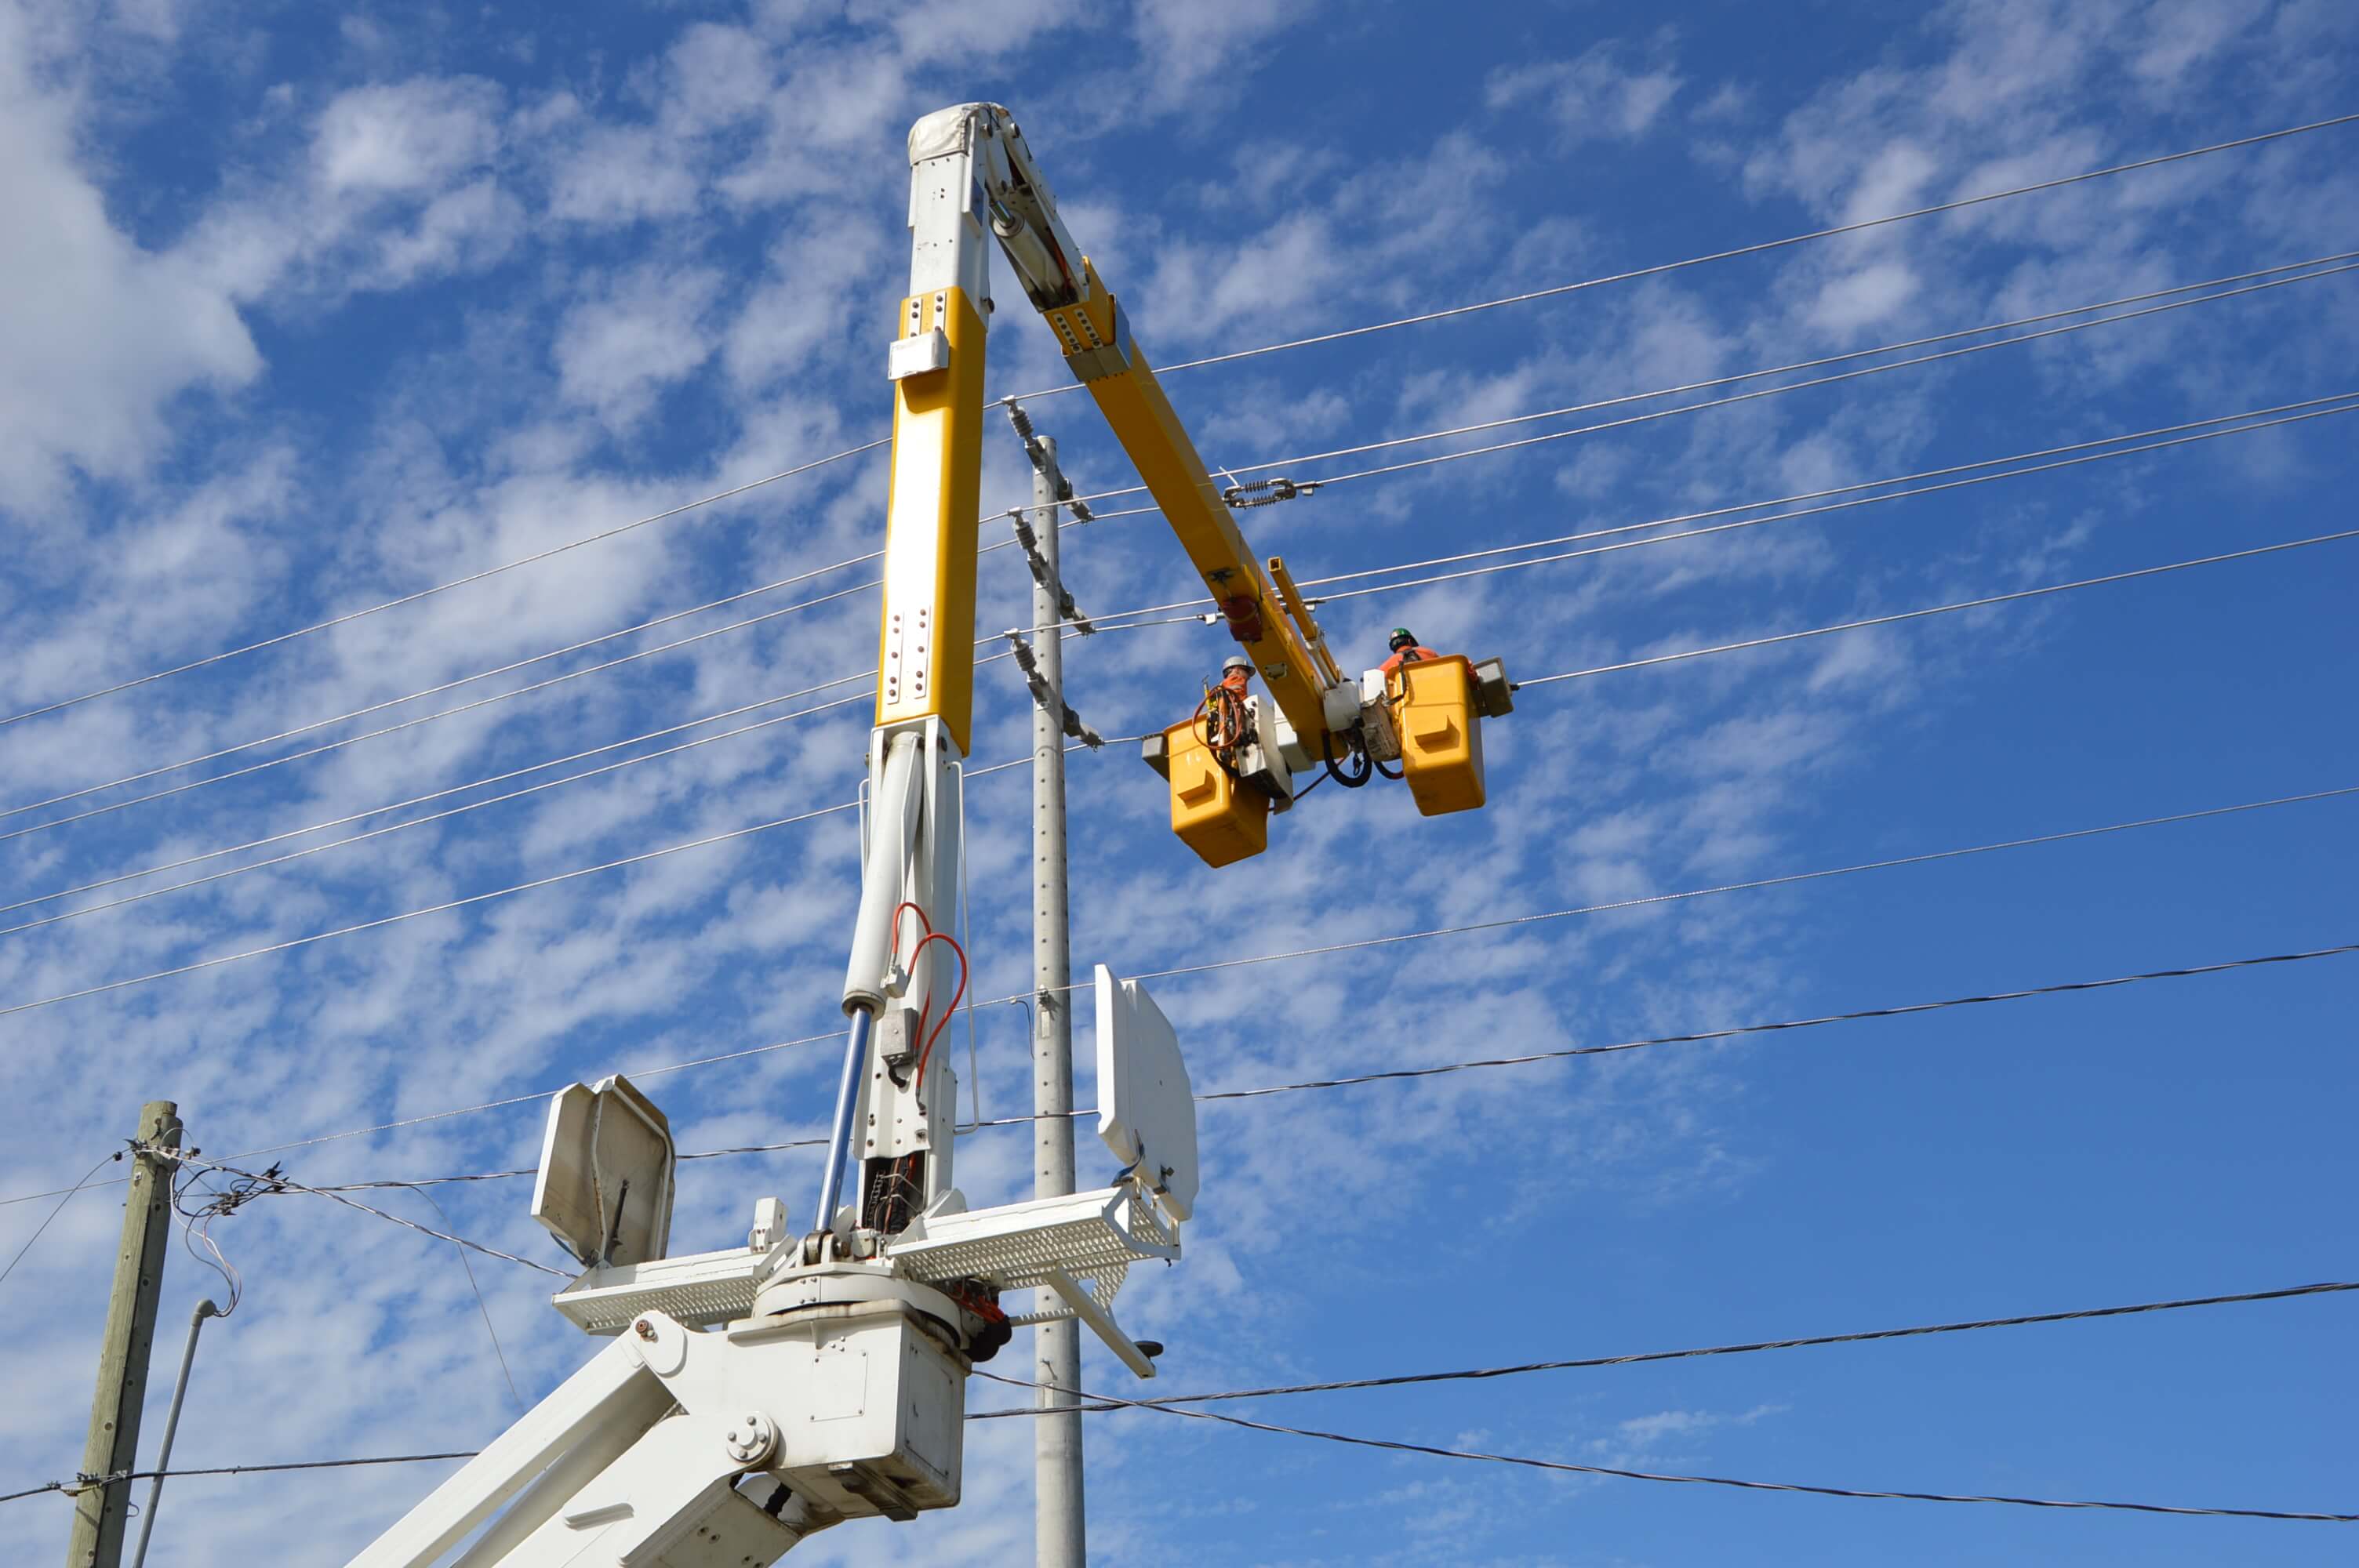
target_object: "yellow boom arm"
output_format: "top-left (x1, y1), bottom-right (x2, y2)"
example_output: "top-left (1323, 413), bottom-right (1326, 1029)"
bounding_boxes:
top-left (1038, 259), bottom-right (1347, 743)
top-left (872, 103), bottom-right (1503, 870)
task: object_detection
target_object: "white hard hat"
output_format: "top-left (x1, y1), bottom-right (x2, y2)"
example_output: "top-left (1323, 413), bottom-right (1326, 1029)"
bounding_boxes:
top-left (1222, 654), bottom-right (1252, 673)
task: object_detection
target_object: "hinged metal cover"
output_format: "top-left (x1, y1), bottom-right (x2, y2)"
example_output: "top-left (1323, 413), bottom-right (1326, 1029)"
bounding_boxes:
top-left (531, 1074), bottom-right (677, 1269)
top-left (1094, 967), bottom-right (1198, 1224)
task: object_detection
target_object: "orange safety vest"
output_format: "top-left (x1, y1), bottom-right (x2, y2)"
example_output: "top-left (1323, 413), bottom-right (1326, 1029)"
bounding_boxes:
top-left (1380, 644), bottom-right (1441, 677)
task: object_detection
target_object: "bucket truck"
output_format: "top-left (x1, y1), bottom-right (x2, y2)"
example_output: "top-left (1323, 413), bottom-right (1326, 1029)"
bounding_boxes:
top-left (343, 99), bottom-right (1510, 1567)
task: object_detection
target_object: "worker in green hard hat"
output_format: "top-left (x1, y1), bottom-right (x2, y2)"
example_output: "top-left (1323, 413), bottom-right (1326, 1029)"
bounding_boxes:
top-left (1379, 626), bottom-right (1440, 676)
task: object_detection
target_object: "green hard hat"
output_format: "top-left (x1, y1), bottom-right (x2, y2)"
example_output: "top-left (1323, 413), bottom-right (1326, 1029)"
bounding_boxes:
top-left (1387, 626), bottom-right (1417, 650)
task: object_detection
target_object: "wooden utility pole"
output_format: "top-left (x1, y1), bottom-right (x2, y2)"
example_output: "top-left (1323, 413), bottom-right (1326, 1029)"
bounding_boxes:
top-left (66, 1100), bottom-right (181, 1568)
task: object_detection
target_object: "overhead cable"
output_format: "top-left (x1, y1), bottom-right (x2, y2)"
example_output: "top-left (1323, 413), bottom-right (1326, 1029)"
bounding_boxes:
top-left (0, 1451), bottom-right (486, 1508)
top-left (0, 800), bottom-right (860, 1021)
top-left (1299, 397), bottom-right (2359, 608)
top-left (1297, 264), bottom-right (2357, 494)
top-left (13, 930), bottom-right (2346, 1207)
top-left (0, 676), bottom-right (881, 922)
top-left (0, 441), bottom-right (889, 733)
top-left (971, 1370), bottom-right (2357, 1523)
top-left (1292, 391), bottom-right (2359, 595)
top-left (972, 1279), bottom-right (2359, 1416)
top-left (0, 691), bottom-right (874, 940)
top-left (2, 760), bottom-right (2347, 1143)
top-left (17, 112), bottom-right (2352, 735)
top-left (2, 623), bottom-right (1057, 925)
top-left (1015, 392), bottom-right (2359, 634)
top-left (0, 579), bottom-right (881, 837)
top-left (1102, 786), bottom-right (2359, 990)
top-left (571, 939), bottom-right (2359, 1171)
top-left (0, 636), bottom-right (1062, 934)
top-left (1513, 528), bottom-right (2359, 686)
top-left (0, 1150), bottom-right (125, 1290)
top-left (0, 1025), bottom-right (843, 1209)
top-left (12, 1270), bottom-right (2351, 1516)
top-left (167, 1152), bottom-right (568, 1278)
top-left (998, 110), bottom-right (2359, 405)
top-left (0, 753), bottom-right (1034, 1021)
top-left (1049, 250), bottom-right (2359, 513)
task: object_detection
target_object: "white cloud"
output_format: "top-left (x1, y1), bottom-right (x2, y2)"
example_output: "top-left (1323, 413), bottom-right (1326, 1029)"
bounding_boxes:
top-left (554, 263), bottom-right (725, 427)
top-left (547, 122), bottom-right (703, 226)
top-left (0, 5), bottom-right (260, 507)
top-left (1805, 260), bottom-right (1920, 335)
top-left (313, 78), bottom-right (503, 195)
top-left (1129, 0), bottom-right (1311, 107)
top-left (1486, 38), bottom-right (1684, 144)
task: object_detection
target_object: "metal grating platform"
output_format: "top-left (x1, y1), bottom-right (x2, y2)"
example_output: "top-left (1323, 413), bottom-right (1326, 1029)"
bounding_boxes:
top-left (554, 1255), bottom-right (765, 1335)
top-left (885, 1185), bottom-right (1174, 1291)
top-left (550, 1184), bottom-right (1177, 1336)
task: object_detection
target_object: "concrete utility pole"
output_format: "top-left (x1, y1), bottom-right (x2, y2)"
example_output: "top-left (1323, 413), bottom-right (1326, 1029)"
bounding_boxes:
top-left (67, 1100), bottom-right (182, 1568)
top-left (1027, 437), bottom-right (1086, 1568)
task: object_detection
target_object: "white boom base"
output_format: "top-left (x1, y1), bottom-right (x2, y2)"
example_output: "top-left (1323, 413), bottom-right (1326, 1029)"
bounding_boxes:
top-left (348, 1272), bottom-right (967, 1568)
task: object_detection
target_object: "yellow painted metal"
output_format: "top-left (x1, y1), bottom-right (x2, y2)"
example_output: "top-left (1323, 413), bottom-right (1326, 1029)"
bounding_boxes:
top-left (1390, 656), bottom-right (1487, 817)
top-left (1265, 557), bottom-right (1343, 687)
top-left (1043, 260), bottom-right (1336, 743)
top-left (1162, 719), bottom-right (1269, 867)
top-left (876, 286), bottom-right (989, 753)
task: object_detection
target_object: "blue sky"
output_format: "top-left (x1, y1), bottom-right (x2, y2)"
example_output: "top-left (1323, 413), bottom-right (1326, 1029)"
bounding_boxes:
top-left (2, 1), bottom-right (2355, 1563)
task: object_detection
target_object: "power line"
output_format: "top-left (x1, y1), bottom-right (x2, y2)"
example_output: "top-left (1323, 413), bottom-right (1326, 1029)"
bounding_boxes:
top-left (0, 1150), bottom-right (125, 1290)
top-left (167, 1153), bottom-right (568, 1278)
top-left (1030, 392), bottom-right (2359, 633)
top-left (1265, 266), bottom-right (2359, 498)
top-left (998, 110), bottom-right (2359, 405)
top-left (0, 637), bottom-right (1074, 938)
top-left (0, 676), bottom-right (878, 922)
top-left (971, 1370), bottom-right (2357, 1523)
top-left (5, 1276), bottom-right (2346, 1511)
top-left (1514, 528), bottom-right (2359, 684)
top-left (1299, 397), bottom-right (2359, 608)
top-left (1049, 250), bottom-right (2359, 513)
top-left (0, 623), bottom-right (1078, 925)
top-left (82, 943), bottom-right (2344, 1209)
top-left (0, 752), bottom-right (1035, 1022)
top-left (1292, 392), bottom-right (2359, 593)
top-left (0, 1450), bottom-right (487, 1508)
top-left (1110, 786), bottom-right (2359, 989)
top-left (0, 752), bottom-right (1140, 1206)
top-left (5, 775), bottom-right (2348, 1205)
top-left (578, 939), bottom-right (2359, 1170)
top-left (2, 536), bottom-right (1102, 851)
top-left (0, 691), bottom-right (874, 941)
top-left (0, 578), bottom-right (881, 837)
top-left (971, 1279), bottom-right (2359, 1416)
top-left (0, 1033), bottom-right (861, 1210)
top-left (15, 111), bottom-right (2352, 738)
top-left (1014, 432), bottom-right (2359, 673)
top-left (0, 441), bottom-right (890, 733)
top-left (0, 800), bottom-right (859, 1022)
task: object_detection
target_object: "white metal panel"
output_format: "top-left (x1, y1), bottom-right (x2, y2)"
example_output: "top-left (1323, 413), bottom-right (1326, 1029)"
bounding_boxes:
top-left (530, 1075), bottom-right (677, 1269)
top-left (1093, 967), bottom-right (1198, 1223)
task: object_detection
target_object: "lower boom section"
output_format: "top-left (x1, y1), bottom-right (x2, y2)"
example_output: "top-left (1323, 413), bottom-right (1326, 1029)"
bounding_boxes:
top-left (347, 1275), bottom-right (967, 1568)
